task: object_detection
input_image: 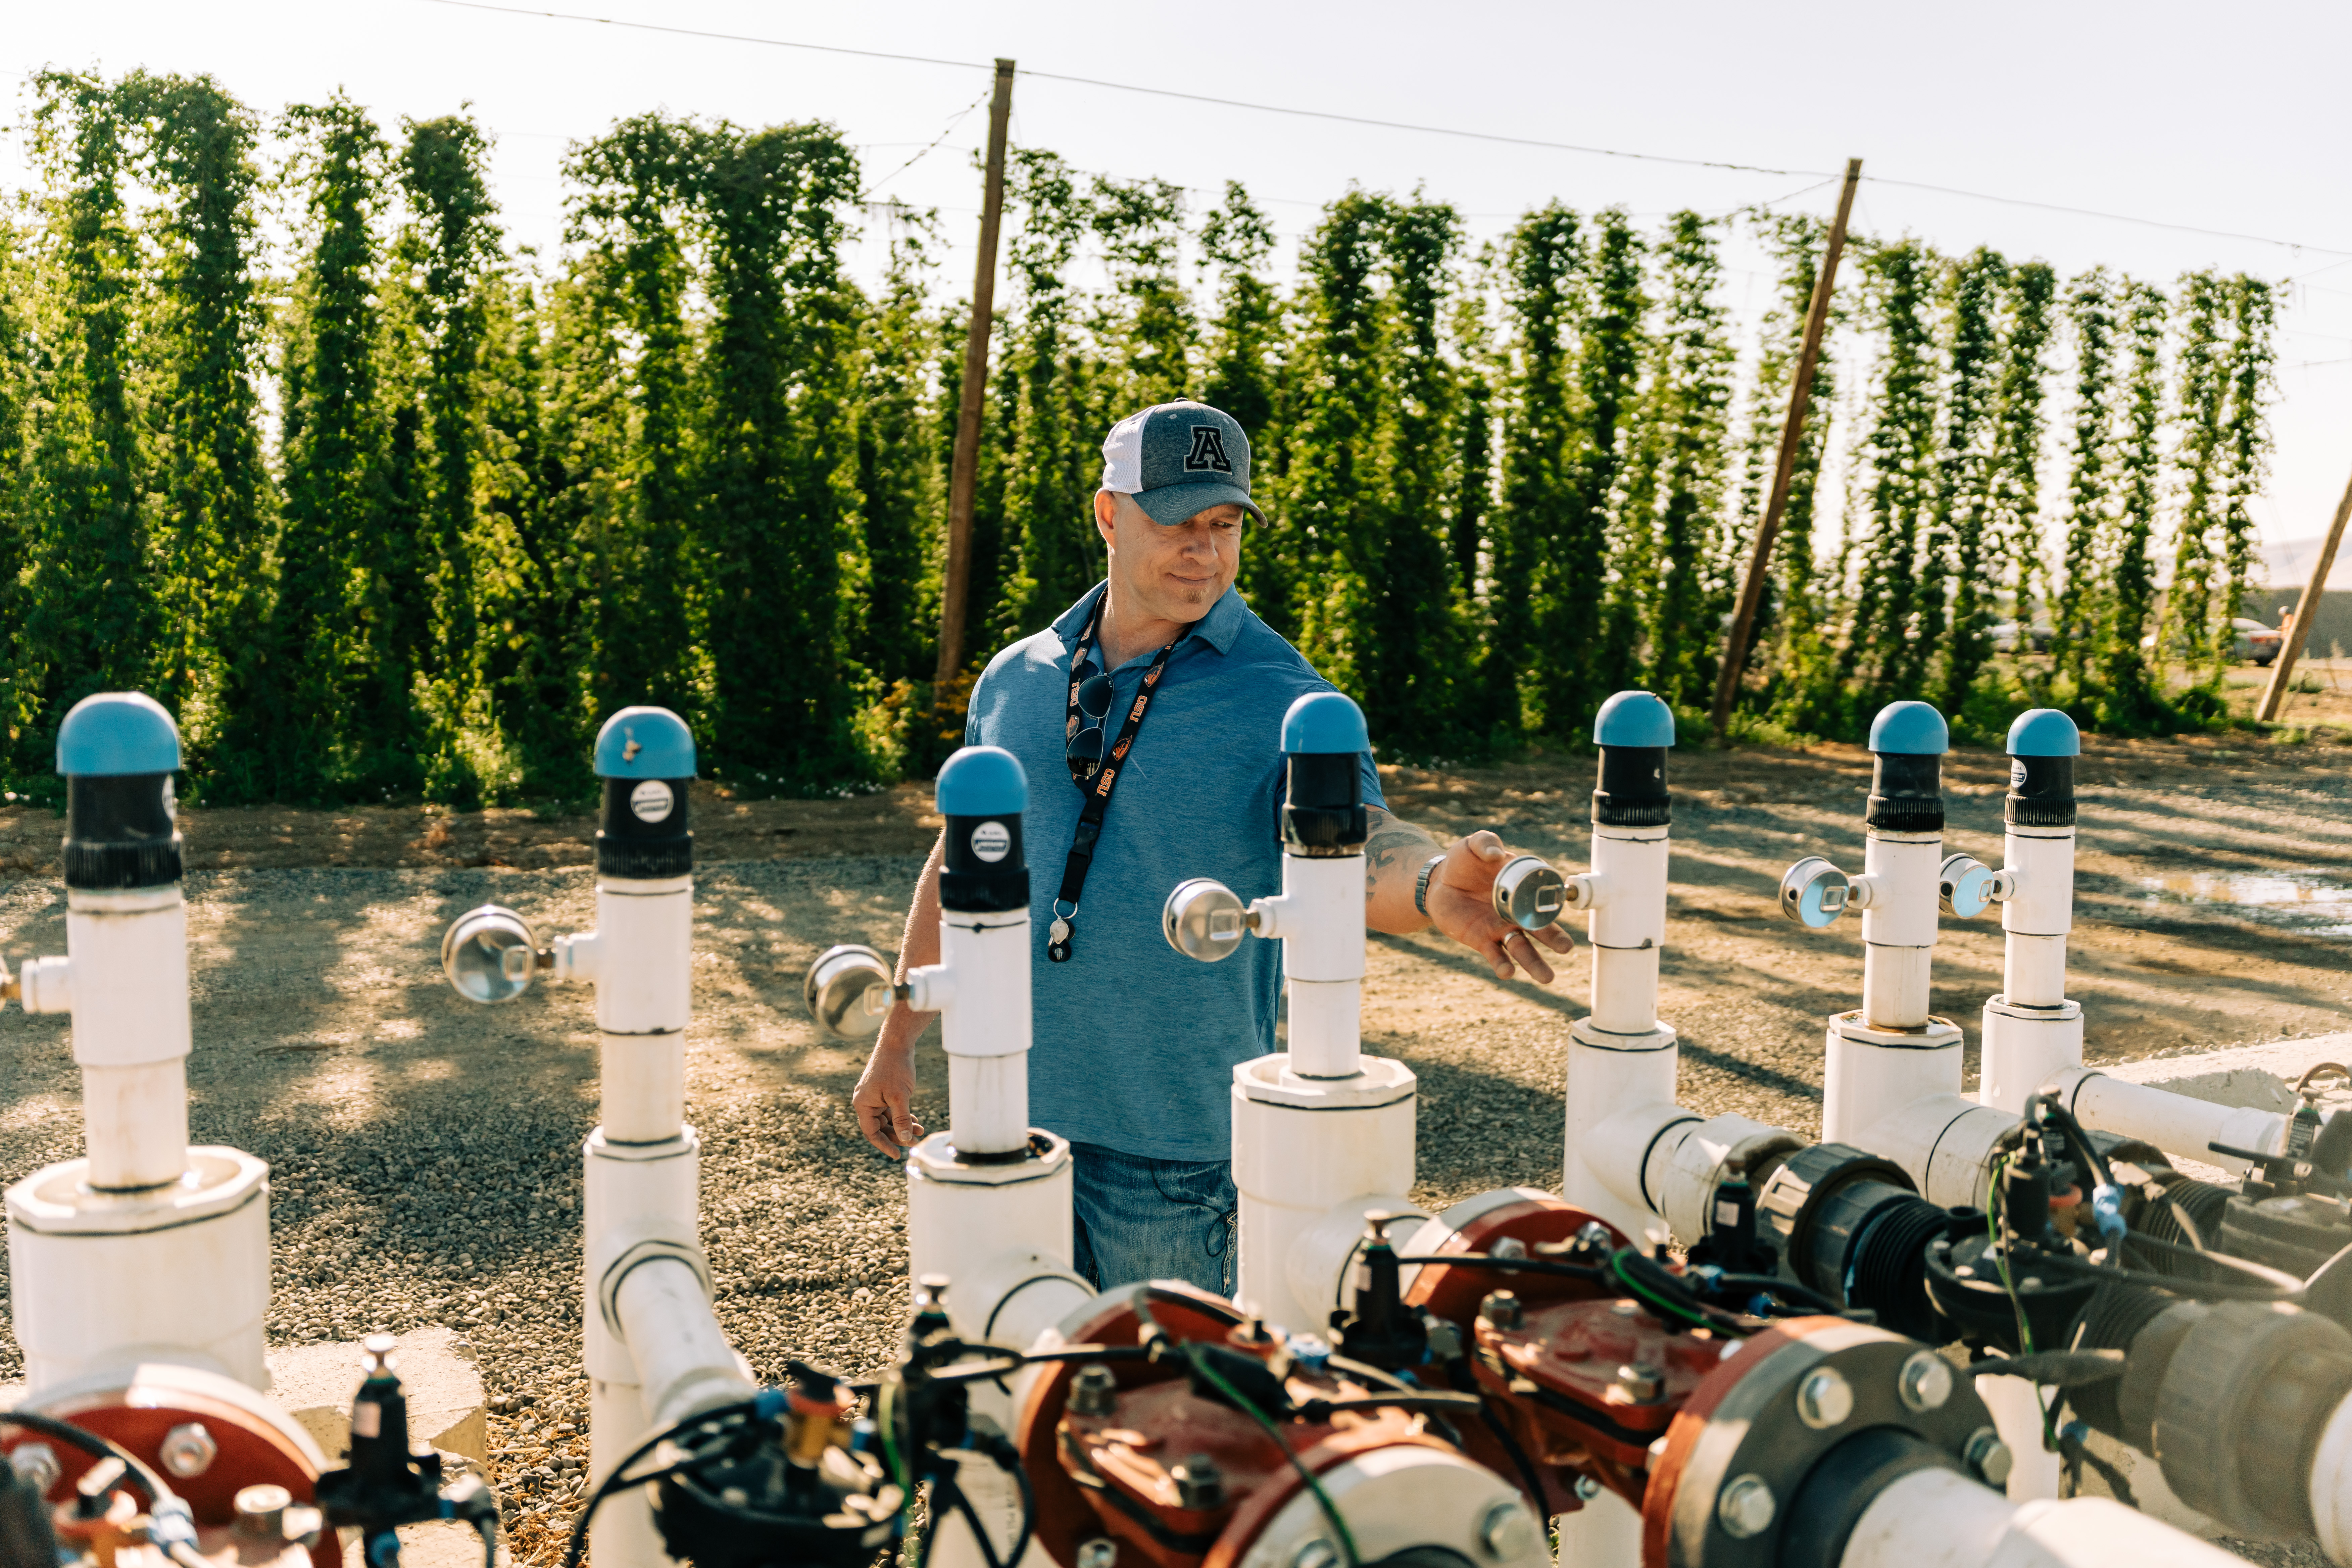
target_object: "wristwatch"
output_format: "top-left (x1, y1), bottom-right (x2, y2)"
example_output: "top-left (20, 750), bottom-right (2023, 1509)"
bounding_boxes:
top-left (1414, 852), bottom-right (1447, 918)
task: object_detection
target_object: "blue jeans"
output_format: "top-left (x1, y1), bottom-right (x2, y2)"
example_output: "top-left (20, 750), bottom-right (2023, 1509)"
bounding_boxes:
top-left (1069, 1142), bottom-right (1236, 1296)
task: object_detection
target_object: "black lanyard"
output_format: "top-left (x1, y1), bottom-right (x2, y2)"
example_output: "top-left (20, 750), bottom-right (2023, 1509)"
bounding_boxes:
top-left (1048, 589), bottom-right (1192, 963)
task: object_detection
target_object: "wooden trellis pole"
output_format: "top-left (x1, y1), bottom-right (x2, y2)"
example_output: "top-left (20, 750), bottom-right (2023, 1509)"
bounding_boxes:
top-left (1710, 158), bottom-right (1863, 738)
top-left (2257, 464), bottom-right (2352, 722)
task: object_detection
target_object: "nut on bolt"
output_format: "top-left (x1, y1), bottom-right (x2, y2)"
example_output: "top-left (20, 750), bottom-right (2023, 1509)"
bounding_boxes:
top-left (1965, 1427), bottom-right (2013, 1487)
top-left (1070, 1363), bottom-right (1119, 1417)
top-left (1615, 1361), bottom-right (1665, 1404)
top-left (1794, 1366), bottom-right (1853, 1429)
top-left (159, 1422), bottom-right (218, 1478)
top-left (1171, 1454), bottom-right (1224, 1510)
top-left (1717, 1474), bottom-right (1776, 1538)
top-left (1899, 1350), bottom-right (1954, 1412)
top-left (234, 1484), bottom-right (292, 1540)
top-left (1480, 1289), bottom-right (1524, 1331)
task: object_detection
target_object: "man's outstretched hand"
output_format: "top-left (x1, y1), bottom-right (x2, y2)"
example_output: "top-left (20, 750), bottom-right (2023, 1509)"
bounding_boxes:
top-left (1424, 829), bottom-right (1576, 983)
top-left (851, 1031), bottom-right (926, 1158)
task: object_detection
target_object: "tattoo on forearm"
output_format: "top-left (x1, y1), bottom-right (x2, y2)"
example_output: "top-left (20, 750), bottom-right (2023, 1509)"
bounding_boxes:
top-left (1363, 807), bottom-right (1441, 892)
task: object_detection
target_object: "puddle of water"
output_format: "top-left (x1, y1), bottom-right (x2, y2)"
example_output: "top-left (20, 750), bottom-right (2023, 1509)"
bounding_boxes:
top-left (2132, 870), bottom-right (2352, 936)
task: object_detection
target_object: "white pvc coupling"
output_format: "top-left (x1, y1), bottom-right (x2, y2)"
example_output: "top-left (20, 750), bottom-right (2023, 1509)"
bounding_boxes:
top-left (932, 912), bottom-right (1030, 1061)
top-left (595, 879), bottom-right (691, 1036)
top-left (61, 889), bottom-right (193, 1066)
top-left (2306, 1386), bottom-right (2352, 1567)
top-left (1999, 829), bottom-right (2075, 938)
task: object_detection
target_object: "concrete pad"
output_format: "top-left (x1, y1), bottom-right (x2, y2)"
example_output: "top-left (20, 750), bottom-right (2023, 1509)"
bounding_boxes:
top-left (341, 1522), bottom-right (510, 1568)
top-left (268, 1327), bottom-right (486, 1465)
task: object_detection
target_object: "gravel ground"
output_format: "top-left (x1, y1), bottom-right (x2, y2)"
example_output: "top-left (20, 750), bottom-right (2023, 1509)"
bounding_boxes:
top-left (3, 732), bottom-right (2350, 1562)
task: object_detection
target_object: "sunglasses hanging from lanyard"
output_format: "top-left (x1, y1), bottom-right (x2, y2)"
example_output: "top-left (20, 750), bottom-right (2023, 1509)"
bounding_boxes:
top-left (1051, 587), bottom-right (1192, 962)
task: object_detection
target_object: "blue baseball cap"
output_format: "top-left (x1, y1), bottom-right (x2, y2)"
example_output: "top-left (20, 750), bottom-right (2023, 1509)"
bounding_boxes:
top-left (1099, 400), bottom-right (1263, 525)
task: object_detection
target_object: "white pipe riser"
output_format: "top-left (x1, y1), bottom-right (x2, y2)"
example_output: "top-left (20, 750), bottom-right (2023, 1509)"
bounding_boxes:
top-left (1860, 831), bottom-right (1943, 1030)
top-left (1979, 998), bottom-right (2083, 1118)
top-left (584, 1128), bottom-right (698, 1568)
top-left (2001, 828), bottom-right (2075, 943)
top-left (1978, 1372), bottom-right (2063, 1500)
top-left (1267, 852), bottom-right (1364, 1079)
top-left (1231, 1073), bottom-right (1414, 1336)
top-left (6, 1148), bottom-right (270, 1391)
top-left (906, 1150), bottom-right (1076, 1327)
top-left (1587, 825), bottom-right (1669, 1033)
top-left (934, 902), bottom-right (1032, 1154)
top-left (1563, 1027), bottom-right (1680, 1236)
top-left (1651, 1112), bottom-right (1802, 1246)
top-left (65, 888), bottom-right (194, 1189)
top-left (596, 876), bottom-right (691, 1145)
top-left (1823, 1014), bottom-right (1963, 1146)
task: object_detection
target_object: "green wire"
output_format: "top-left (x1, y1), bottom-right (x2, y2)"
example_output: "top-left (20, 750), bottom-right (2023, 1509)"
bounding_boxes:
top-left (1185, 1348), bottom-right (1361, 1568)
top-left (1985, 1154), bottom-right (2059, 1452)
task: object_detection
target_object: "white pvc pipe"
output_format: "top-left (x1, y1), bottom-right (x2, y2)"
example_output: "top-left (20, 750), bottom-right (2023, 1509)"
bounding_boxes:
top-left (2308, 1387), bottom-right (2352, 1566)
top-left (1859, 832), bottom-right (1942, 1030)
top-left (63, 887), bottom-right (194, 1190)
top-left (2052, 1067), bottom-right (2290, 1175)
top-left (925, 893), bottom-right (1033, 1156)
top-left (1979, 999), bottom-right (2084, 1119)
top-left (596, 876), bottom-right (692, 1144)
top-left (1557, 1488), bottom-right (1642, 1568)
top-left (1978, 1373), bottom-right (2063, 1501)
top-left (947, 1056), bottom-right (1028, 1155)
top-left (1981, 823), bottom-right (2082, 1114)
top-left (1858, 1093), bottom-right (2017, 1209)
top-left (1824, 1016), bottom-right (1963, 1147)
top-left (1564, 1033), bottom-right (1682, 1239)
top-left (614, 1256), bottom-right (755, 1429)
top-left (81, 1060), bottom-right (191, 1190)
top-left (1840, 1471), bottom-right (2243, 1568)
top-left (1232, 1064), bottom-right (1415, 1334)
top-left (1253, 854), bottom-right (1365, 1079)
top-left (584, 1128), bottom-right (699, 1568)
top-left (1645, 1111), bottom-right (1799, 1245)
top-left (1587, 825), bottom-right (1668, 1034)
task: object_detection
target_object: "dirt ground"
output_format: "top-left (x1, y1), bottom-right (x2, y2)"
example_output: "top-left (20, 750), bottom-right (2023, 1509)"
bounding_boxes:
top-left (4, 717), bottom-right (2351, 1557)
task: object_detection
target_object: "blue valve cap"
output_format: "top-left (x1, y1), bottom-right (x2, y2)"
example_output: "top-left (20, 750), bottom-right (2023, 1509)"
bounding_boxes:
top-left (595, 707), bottom-right (696, 778)
top-left (1867, 700), bottom-right (1949, 756)
top-left (2006, 708), bottom-right (2080, 757)
top-left (1594, 690), bottom-right (1676, 748)
top-left (936, 745), bottom-right (1028, 816)
top-left (56, 692), bottom-right (180, 777)
top-left (1282, 691), bottom-right (1369, 755)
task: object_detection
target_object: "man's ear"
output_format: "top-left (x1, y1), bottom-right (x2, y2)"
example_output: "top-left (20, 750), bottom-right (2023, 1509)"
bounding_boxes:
top-left (1093, 490), bottom-right (1119, 548)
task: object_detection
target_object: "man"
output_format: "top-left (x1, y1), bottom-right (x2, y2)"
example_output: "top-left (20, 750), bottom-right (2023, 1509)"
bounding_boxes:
top-left (852, 399), bottom-right (1570, 1293)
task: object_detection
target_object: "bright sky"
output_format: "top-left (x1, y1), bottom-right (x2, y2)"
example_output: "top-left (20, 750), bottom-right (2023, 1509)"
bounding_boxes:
top-left (9, 0), bottom-right (2351, 583)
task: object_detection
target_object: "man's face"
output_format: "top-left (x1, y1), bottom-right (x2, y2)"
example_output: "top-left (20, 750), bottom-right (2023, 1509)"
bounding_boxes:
top-left (1095, 492), bottom-right (1242, 621)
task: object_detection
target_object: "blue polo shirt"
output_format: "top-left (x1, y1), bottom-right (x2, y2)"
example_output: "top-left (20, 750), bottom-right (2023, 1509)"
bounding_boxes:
top-left (964, 583), bottom-right (1387, 1163)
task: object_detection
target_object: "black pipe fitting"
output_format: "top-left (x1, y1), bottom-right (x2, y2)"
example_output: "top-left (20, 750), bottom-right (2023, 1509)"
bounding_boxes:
top-left (62, 773), bottom-right (183, 890)
top-left (597, 776), bottom-right (694, 878)
top-left (1865, 751), bottom-right (1943, 834)
top-left (2005, 753), bottom-right (2075, 829)
top-left (1593, 745), bottom-right (1670, 829)
top-left (940, 811), bottom-right (1028, 914)
top-left (1282, 752), bottom-right (1367, 856)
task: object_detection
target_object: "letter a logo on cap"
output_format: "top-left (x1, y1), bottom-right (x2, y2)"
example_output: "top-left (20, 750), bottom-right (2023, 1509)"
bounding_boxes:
top-left (1184, 425), bottom-right (1234, 474)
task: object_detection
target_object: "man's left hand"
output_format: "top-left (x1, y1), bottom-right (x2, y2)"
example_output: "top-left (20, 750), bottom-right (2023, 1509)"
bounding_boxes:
top-left (1425, 830), bottom-right (1576, 983)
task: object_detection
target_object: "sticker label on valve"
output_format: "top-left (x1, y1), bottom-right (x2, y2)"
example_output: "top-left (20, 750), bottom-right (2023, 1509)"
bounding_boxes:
top-left (970, 821), bottom-right (1011, 862)
top-left (630, 779), bottom-right (675, 823)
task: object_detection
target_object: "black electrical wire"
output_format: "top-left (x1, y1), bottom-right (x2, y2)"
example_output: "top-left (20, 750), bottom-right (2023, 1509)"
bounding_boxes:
top-left (559, 1400), bottom-right (763, 1568)
top-left (2024, 1093), bottom-right (2115, 1189)
top-left (0, 1411), bottom-right (210, 1568)
top-left (2010, 1236), bottom-right (2305, 1303)
top-left (1447, 1354), bottom-right (1550, 1510)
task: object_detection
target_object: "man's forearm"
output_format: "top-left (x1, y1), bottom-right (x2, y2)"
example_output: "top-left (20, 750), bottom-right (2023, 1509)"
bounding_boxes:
top-left (877, 832), bottom-right (945, 1052)
top-left (1364, 806), bottom-right (1442, 934)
